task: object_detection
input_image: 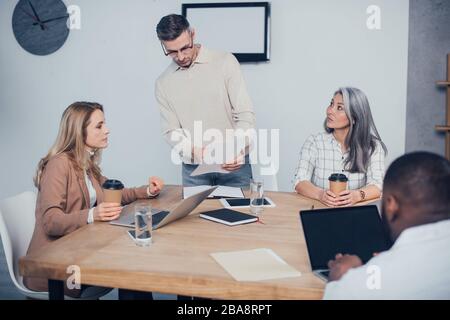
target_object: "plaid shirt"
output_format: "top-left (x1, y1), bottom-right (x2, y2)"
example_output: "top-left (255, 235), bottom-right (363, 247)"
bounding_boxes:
top-left (293, 132), bottom-right (385, 191)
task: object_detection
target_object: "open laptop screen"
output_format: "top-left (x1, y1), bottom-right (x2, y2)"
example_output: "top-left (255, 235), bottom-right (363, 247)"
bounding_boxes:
top-left (300, 205), bottom-right (392, 270)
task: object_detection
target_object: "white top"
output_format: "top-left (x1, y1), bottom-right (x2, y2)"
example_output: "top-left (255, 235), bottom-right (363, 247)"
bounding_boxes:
top-left (323, 219), bottom-right (450, 300)
top-left (84, 171), bottom-right (97, 224)
top-left (292, 132), bottom-right (385, 190)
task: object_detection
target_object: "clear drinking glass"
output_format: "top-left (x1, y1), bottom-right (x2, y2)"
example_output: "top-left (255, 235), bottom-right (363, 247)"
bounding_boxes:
top-left (134, 203), bottom-right (152, 247)
top-left (250, 179), bottom-right (264, 215)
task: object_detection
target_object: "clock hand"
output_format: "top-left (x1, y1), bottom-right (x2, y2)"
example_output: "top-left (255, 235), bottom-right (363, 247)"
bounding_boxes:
top-left (32, 15), bottom-right (69, 25)
top-left (27, 0), bottom-right (41, 21)
top-left (27, 0), bottom-right (45, 30)
top-left (21, 7), bottom-right (46, 30)
top-left (20, 7), bottom-right (39, 22)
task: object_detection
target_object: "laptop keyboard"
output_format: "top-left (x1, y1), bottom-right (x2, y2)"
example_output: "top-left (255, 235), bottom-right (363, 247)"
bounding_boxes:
top-left (151, 210), bottom-right (170, 226)
top-left (128, 210), bottom-right (170, 226)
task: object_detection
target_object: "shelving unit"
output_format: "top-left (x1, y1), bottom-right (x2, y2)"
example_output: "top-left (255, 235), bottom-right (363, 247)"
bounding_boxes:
top-left (435, 54), bottom-right (450, 160)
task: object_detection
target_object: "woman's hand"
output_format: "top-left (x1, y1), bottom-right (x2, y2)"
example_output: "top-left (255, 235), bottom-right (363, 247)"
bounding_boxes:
top-left (319, 189), bottom-right (337, 207)
top-left (94, 202), bottom-right (122, 221)
top-left (335, 190), bottom-right (362, 207)
top-left (149, 176), bottom-right (164, 195)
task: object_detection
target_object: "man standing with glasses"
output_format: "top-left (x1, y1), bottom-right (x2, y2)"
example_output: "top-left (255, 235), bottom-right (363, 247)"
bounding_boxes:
top-left (155, 14), bottom-right (256, 188)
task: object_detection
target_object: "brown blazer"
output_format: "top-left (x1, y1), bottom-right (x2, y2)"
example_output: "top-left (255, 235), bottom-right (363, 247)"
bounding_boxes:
top-left (24, 153), bottom-right (150, 294)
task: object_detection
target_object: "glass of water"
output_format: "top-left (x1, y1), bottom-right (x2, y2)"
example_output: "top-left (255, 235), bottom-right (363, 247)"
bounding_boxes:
top-left (250, 179), bottom-right (264, 215)
top-left (134, 203), bottom-right (152, 247)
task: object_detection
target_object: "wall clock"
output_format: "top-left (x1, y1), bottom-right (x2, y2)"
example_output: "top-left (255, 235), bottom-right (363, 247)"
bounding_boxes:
top-left (12, 0), bottom-right (69, 55)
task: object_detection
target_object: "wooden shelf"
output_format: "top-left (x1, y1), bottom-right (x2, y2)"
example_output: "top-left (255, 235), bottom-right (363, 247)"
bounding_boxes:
top-left (435, 125), bottom-right (450, 132)
top-left (435, 53), bottom-right (450, 160)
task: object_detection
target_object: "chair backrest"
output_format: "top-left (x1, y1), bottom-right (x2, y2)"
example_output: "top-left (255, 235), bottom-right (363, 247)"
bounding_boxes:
top-left (0, 191), bottom-right (37, 287)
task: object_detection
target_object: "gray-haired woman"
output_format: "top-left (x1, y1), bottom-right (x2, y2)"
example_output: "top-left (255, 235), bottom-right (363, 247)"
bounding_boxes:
top-left (293, 87), bottom-right (387, 207)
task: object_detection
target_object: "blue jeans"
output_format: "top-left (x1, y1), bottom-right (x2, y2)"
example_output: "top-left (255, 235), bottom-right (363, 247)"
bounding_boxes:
top-left (182, 156), bottom-right (253, 188)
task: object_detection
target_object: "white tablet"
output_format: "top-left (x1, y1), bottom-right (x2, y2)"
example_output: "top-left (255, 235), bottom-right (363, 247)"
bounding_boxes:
top-left (219, 197), bottom-right (276, 209)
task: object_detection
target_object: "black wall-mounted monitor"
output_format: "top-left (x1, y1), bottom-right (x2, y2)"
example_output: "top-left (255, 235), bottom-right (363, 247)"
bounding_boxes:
top-left (182, 2), bottom-right (270, 62)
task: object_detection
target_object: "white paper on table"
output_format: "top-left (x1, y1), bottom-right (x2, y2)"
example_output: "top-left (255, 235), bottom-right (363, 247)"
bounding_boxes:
top-left (211, 248), bottom-right (302, 282)
top-left (183, 185), bottom-right (244, 199)
top-left (183, 185), bottom-right (213, 199)
top-left (190, 164), bottom-right (230, 177)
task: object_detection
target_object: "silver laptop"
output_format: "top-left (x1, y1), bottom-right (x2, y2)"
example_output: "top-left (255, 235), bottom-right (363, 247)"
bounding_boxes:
top-left (110, 186), bottom-right (218, 230)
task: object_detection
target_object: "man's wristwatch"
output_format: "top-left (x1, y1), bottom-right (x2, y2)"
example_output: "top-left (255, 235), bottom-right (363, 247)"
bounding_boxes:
top-left (359, 189), bottom-right (366, 201)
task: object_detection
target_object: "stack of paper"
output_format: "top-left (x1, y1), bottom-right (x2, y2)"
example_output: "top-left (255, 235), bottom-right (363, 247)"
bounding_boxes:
top-left (211, 248), bottom-right (302, 281)
top-left (183, 185), bottom-right (244, 199)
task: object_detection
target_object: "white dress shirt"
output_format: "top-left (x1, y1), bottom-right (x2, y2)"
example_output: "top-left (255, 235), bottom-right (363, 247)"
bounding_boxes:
top-left (293, 132), bottom-right (385, 190)
top-left (323, 219), bottom-right (450, 299)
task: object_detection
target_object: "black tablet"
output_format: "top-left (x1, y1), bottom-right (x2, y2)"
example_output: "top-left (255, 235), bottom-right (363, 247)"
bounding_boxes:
top-left (219, 197), bottom-right (275, 208)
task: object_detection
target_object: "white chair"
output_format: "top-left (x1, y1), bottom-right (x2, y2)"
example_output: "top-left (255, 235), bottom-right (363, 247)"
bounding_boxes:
top-left (0, 191), bottom-right (111, 300)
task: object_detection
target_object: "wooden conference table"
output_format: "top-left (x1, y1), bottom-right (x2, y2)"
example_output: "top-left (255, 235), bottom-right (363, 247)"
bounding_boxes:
top-left (19, 185), bottom-right (376, 300)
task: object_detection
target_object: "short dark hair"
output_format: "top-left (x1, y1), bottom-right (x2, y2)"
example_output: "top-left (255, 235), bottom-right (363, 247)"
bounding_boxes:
top-left (156, 14), bottom-right (190, 41)
top-left (383, 152), bottom-right (450, 213)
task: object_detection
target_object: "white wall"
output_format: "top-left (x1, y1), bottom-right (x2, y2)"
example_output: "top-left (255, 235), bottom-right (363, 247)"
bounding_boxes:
top-left (0, 0), bottom-right (409, 198)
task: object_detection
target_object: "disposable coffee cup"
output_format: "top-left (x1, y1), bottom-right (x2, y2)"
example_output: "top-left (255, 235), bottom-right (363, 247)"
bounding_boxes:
top-left (102, 179), bottom-right (124, 204)
top-left (328, 173), bottom-right (348, 195)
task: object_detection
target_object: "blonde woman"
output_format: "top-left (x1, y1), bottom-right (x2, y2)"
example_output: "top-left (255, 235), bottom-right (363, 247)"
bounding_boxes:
top-left (24, 102), bottom-right (164, 297)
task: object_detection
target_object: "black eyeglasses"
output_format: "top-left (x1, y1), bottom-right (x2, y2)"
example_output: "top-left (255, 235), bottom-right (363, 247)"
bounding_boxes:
top-left (160, 33), bottom-right (194, 57)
